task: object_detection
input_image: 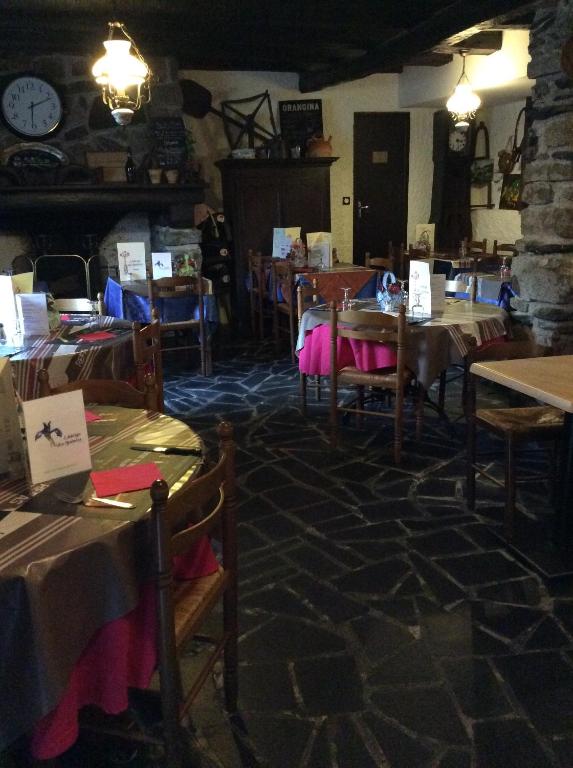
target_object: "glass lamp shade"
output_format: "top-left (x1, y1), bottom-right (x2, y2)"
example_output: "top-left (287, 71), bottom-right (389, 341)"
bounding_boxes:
top-left (92, 38), bottom-right (150, 124)
top-left (446, 83), bottom-right (481, 127)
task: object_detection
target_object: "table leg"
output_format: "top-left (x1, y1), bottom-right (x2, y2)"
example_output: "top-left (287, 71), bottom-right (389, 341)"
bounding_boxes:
top-left (555, 412), bottom-right (573, 546)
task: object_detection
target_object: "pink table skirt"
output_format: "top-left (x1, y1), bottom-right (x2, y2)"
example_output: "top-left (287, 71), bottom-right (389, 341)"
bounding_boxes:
top-left (31, 537), bottom-right (219, 760)
top-left (299, 323), bottom-right (397, 376)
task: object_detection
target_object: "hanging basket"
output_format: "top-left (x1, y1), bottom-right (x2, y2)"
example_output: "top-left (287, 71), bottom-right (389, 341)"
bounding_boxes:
top-left (497, 106), bottom-right (526, 175)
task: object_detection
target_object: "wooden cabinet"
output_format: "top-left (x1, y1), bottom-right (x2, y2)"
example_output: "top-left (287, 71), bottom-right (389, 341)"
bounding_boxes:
top-left (216, 157), bottom-right (337, 322)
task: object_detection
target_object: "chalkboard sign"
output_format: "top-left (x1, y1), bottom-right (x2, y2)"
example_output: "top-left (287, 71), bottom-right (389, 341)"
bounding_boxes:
top-left (278, 100), bottom-right (323, 152)
top-left (150, 117), bottom-right (188, 169)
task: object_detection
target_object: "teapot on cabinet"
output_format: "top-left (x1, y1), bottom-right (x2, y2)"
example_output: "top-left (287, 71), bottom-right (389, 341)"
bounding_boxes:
top-left (306, 134), bottom-right (333, 158)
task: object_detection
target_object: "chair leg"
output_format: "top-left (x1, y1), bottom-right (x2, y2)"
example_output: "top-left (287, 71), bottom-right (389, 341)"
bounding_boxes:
top-left (438, 370), bottom-right (446, 412)
top-left (330, 378), bottom-right (338, 448)
top-left (415, 385), bottom-right (424, 439)
top-left (300, 372), bottom-right (307, 416)
top-left (504, 434), bottom-right (516, 542)
top-left (466, 375), bottom-right (477, 511)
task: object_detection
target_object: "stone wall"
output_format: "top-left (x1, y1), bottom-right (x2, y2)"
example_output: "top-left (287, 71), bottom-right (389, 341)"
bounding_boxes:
top-left (513, 0), bottom-right (573, 351)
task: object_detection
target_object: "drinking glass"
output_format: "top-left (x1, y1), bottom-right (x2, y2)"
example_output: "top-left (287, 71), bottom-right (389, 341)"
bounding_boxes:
top-left (340, 287), bottom-right (351, 311)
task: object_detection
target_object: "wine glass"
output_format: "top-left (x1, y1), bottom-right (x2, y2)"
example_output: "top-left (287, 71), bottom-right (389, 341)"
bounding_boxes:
top-left (340, 287), bottom-right (351, 310)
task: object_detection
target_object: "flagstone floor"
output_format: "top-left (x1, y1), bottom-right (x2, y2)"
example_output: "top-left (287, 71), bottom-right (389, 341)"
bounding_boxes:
top-left (7, 339), bottom-right (572, 768)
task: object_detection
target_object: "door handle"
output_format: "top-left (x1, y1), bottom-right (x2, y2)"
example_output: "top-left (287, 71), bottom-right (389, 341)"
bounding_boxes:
top-left (357, 200), bottom-right (369, 219)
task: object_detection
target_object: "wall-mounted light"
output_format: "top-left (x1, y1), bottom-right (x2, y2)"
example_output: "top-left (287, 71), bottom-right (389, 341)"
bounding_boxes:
top-left (446, 51), bottom-right (481, 127)
top-left (92, 21), bottom-right (151, 126)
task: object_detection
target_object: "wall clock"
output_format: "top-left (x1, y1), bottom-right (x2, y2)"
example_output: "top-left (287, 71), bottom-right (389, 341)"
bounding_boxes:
top-left (1, 75), bottom-right (63, 139)
top-left (448, 127), bottom-right (471, 156)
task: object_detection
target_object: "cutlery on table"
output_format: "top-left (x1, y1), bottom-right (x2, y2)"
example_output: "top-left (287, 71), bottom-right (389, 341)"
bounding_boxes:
top-left (130, 444), bottom-right (202, 456)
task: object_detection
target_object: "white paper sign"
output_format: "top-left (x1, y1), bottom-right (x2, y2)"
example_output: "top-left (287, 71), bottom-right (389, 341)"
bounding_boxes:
top-left (430, 274), bottom-right (446, 312)
top-left (409, 260), bottom-right (432, 315)
top-left (0, 275), bottom-right (19, 340)
top-left (117, 242), bottom-right (147, 281)
top-left (0, 358), bottom-right (26, 481)
top-left (307, 232), bottom-right (332, 269)
top-left (272, 227), bottom-right (301, 260)
top-left (151, 252), bottom-right (173, 279)
top-left (16, 293), bottom-right (49, 337)
top-left (22, 390), bottom-right (92, 485)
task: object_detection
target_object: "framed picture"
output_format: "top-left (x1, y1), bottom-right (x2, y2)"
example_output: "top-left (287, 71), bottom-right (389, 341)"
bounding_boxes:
top-left (499, 174), bottom-right (522, 210)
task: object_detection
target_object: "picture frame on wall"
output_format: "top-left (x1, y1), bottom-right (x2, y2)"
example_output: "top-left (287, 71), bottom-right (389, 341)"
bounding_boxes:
top-left (499, 173), bottom-right (523, 210)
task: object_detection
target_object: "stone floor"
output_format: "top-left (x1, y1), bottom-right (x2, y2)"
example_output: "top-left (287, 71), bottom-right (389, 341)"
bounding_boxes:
top-left (7, 338), bottom-right (573, 768)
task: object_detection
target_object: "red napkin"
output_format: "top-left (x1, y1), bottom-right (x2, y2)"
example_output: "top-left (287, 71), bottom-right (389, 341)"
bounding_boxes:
top-left (60, 313), bottom-right (71, 321)
top-left (84, 409), bottom-right (101, 423)
top-left (90, 463), bottom-right (163, 497)
top-left (77, 331), bottom-right (116, 342)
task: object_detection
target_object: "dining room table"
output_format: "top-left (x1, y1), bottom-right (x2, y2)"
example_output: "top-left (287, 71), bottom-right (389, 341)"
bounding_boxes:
top-left (1, 314), bottom-right (135, 400)
top-left (297, 297), bottom-right (509, 394)
top-left (470, 355), bottom-right (573, 576)
top-left (0, 405), bottom-right (213, 760)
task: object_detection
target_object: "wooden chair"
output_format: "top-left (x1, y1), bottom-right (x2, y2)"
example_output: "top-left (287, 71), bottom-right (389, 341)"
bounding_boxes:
top-left (297, 279), bottom-right (321, 413)
top-left (246, 249), bottom-right (271, 339)
top-left (132, 320), bottom-right (164, 412)
top-left (271, 259), bottom-right (297, 363)
top-left (365, 251), bottom-right (394, 276)
top-left (80, 422), bottom-right (238, 768)
top-left (466, 346), bottom-right (563, 542)
top-left (147, 275), bottom-right (212, 376)
top-left (329, 302), bottom-right (422, 464)
top-left (492, 241), bottom-right (517, 259)
top-left (53, 293), bottom-right (105, 314)
top-left (38, 368), bottom-right (160, 412)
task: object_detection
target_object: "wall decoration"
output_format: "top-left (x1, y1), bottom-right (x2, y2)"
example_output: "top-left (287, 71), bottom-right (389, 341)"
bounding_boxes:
top-left (499, 173), bottom-right (522, 210)
top-left (278, 99), bottom-right (323, 153)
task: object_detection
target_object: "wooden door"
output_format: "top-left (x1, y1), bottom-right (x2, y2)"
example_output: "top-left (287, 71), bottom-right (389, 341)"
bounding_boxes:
top-left (353, 113), bottom-right (410, 265)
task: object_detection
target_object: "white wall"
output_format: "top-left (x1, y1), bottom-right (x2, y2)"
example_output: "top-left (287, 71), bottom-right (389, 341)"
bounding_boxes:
top-left (471, 99), bottom-right (525, 244)
top-left (179, 69), bottom-right (435, 263)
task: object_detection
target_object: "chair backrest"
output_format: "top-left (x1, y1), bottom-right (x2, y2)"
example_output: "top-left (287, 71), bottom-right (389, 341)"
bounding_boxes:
top-left (464, 238), bottom-right (488, 256)
top-left (53, 298), bottom-right (95, 313)
top-left (271, 259), bottom-right (295, 307)
top-left (150, 421), bottom-right (237, 712)
top-left (37, 368), bottom-right (160, 411)
top-left (493, 241), bottom-right (517, 259)
top-left (296, 279), bottom-right (319, 324)
top-left (147, 275), bottom-right (205, 322)
top-left (132, 320), bottom-right (164, 412)
top-left (365, 252), bottom-right (394, 273)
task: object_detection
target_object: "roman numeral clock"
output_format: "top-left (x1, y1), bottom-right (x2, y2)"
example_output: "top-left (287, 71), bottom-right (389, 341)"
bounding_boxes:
top-left (1, 74), bottom-right (63, 139)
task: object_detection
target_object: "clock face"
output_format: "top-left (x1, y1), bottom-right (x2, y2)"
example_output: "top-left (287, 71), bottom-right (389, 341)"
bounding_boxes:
top-left (1, 76), bottom-right (63, 139)
top-left (448, 128), bottom-right (468, 153)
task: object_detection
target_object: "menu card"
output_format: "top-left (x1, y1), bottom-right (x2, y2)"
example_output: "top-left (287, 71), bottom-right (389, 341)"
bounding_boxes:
top-left (152, 252), bottom-right (173, 279)
top-left (409, 260), bottom-right (432, 315)
top-left (21, 390), bottom-right (92, 485)
top-left (307, 232), bottom-right (332, 269)
top-left (15, 293), bottom-right (49, 336)
top-left (0, 358), bottom-right (26, 481)
top-left (117, 242), bottom-right (147, 282)
top-left (272, 227), bottom-right (301, 260)
top-left (430, 274), bottom-right (446, 312)
top-left (0, 275), bottom-right (19, 340)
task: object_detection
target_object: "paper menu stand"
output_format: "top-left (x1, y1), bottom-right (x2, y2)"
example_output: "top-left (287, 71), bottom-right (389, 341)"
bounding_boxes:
top-left (408, 260), bottom-right (432, 315)
top-left (151, 252), bottom-right (173, 279)
top-left (430, 274), bottom-right (446, 312)
top-left (0, 358), bottom-right (26, 482)
top-left (21, 390), bottom-right (92, 486)
top-left (15, 294), bottom-right (49, 337)
top-left (272, 227), bottom-right (301, 260)
top-left (117, 242), bottom-right (147, 282)
top-left (307, 232), bottom-right (332, 269)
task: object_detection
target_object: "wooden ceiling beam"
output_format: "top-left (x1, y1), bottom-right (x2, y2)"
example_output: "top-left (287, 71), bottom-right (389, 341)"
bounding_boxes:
top-left (299, 0), bottom-right (539, 92)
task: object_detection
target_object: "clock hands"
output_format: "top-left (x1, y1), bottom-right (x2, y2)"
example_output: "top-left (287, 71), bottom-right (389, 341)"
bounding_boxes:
top-left (28, 96), bottom-right (53, 110)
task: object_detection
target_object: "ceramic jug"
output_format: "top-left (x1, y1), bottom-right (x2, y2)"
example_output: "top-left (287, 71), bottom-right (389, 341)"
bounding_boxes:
top-left (306, 135), bottom-right (333, 158)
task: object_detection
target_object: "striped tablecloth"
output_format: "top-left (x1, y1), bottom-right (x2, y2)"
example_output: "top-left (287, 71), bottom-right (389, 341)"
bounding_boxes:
top-left (0, 407), bottom-right (204, 754)
top-left (5, 315), bottom-right (134, 400)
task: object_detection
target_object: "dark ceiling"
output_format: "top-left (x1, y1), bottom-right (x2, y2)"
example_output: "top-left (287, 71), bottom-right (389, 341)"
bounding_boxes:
top-left (0, 0), bottom-right (537, 92)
